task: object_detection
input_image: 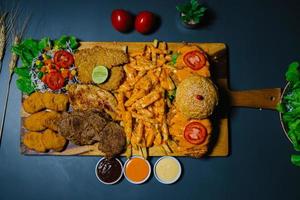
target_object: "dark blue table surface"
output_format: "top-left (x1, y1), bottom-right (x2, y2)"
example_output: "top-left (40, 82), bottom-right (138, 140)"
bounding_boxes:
top-left (1, 0), bottom-right (300, 200)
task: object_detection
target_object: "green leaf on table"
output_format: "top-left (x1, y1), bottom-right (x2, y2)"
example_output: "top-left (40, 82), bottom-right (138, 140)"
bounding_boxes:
top-left (54, 35), bottom-right (78, 50)
top-left (286, 61), bottom-right (300, 85)
top-left (191, 0), bottom-right (199, 10)
top-left (276, 103), bottom-right (285, 113)
top-left (176, 0), bottom-right (207, 23)
top-left (20, 49), bottom-right (34, 67)
top-left (176, 4), bottom-right (191, 13)
top-left (69, 36), bottom-right (78, 50)
top-left (54, 35), bottom-right (67, 49)
top-left (38, 37), bottom-right (51, 51)
top-left (11, 45), bottom-right (23, 56)
top-left (21, 39), bottom-right (40, 57)
top-left (291, 154), bottom-right (300, 166)
top-left (14, 66), bottom-right (31, 78)
top-left (16, 77), bottom-right (35, 94)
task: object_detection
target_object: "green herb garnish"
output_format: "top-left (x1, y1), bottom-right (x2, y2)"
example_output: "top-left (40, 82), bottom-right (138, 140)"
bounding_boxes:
top-left (277, 61), bottom-right (300, 166)
top-left (171, 53), bottom-right (179, 65)
top-left (167, 89), bottom-right (176, 102)
top-left (53, 35), bottom-right (78, 50)
top-left (176, 0), bottom-right (207, 24)
top-left (291, 154), bottom-right (300, 166)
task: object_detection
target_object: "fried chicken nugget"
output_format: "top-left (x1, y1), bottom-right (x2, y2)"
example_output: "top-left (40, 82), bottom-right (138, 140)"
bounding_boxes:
top-left (41, 129), bottom-right (55, 149)
top-left (23, 92), bottom-right (45, 114)
top-left (24, 111), bottom-right (48, 131)
top-left (43, 92), bottom-right (69, 111)
top-left (43, 111), bottom-right (61, 131)
top-left (51, 133), bottom-right (67, 152)
top-left (24, 111), bottom-right (61, 132)
top-left (41, 129), bottom-right (67, 151)
top-left (23, 132), bottom-right (46, 152)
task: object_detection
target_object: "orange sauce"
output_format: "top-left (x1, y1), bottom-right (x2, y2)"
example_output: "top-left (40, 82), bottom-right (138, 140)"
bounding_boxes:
top-left (125, 157), bottom-right (150, 183)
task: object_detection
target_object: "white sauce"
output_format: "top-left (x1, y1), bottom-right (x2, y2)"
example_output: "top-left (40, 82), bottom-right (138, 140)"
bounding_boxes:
top-left (155, 157), bottom-right (180, 183)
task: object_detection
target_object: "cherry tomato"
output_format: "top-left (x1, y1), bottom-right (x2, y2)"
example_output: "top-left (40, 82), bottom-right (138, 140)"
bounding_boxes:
top-left (54, 50), bottom-right (74, 68)
top-left (44, 71), bottom-right (65, 90)
top-left (111, 9), bottom-right (133, 32)
top-left (135, 11), bottom-right (156, 34)
top-left (183, 50), bottom-right (207, 71)
top-left (183, 121), bottom-right (207, 145)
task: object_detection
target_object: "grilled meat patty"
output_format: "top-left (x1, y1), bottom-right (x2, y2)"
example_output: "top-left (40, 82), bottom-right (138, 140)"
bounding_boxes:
top-left (58, 111), bottom-right (109, 145)
top-left (57, 110), bottom-right (125, 157)
top-left (97, 122), bottom-right (126, 158)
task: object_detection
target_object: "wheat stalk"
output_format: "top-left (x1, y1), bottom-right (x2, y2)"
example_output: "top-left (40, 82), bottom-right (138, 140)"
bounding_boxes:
top-left (0, 13), bottom-right (7, 73)
top-left (0, 14), bottom-right (6, 58)
top-left (7, 3), bottom-right (30, 74)
top-left (8, 34), bottom-right (20, 74)
top-left (0, 10), bottom-right (30, 146)
top-left (0, 1), bottom-right (19, 74)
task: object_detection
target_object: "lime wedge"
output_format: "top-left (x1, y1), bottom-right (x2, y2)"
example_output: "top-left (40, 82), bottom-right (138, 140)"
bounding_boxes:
top-left (92, 65), bottom-right (109, 84)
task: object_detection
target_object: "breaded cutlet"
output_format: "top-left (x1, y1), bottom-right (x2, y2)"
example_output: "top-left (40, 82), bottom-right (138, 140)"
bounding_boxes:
top-left (74, 46), bottom-right (128, 83)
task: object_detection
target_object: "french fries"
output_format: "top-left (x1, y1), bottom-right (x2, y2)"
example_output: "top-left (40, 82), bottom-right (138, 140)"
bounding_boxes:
top-left (125, 90), bottom-right (146, 107)
top-left (116, 40), bottom-right (175, 159)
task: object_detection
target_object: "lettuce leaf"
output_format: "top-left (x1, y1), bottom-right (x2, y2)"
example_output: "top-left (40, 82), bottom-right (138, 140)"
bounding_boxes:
top-left (38, 37), bottom-right (51, 51)
top-left (278, 61), bottom-right (300, 165)
top-left (291, 154), bottom-right (300, 167)
top-left (14, 66), bottom-right (30, 78)
top-left (286, 61), bottom-right (300, 86)
top-left (16, 77), bottom-right (35, 94)
top-left (21, 39), bottom-right (40, 57)
top-left (54, 35), bottom-right (78, 50)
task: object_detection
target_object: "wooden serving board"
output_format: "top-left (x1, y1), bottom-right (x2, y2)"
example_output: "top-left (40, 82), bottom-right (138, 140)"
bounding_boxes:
top-left (21, 42), bottom-right (282, 157)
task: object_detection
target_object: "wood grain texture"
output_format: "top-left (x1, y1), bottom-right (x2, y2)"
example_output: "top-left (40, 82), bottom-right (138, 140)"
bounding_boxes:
top-left (229, 88), bottom-right (281, 109)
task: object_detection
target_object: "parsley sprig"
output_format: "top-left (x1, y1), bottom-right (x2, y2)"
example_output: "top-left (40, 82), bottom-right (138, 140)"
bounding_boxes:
top-left (176, 0), bottom-right (207, 24)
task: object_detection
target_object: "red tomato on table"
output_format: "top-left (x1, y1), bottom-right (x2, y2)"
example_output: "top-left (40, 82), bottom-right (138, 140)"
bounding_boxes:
top-left (111, 9), bottom-right (133, 32)
top-left (135, 11), bottom-right (156, 34)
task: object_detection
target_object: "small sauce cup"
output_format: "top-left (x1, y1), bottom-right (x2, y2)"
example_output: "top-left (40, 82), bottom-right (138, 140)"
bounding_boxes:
top-left (124, 156), bottom-right (151, 184)
top-left (95, 157), bottom-right (123, 185)
top-left (154, 156), bottom-right (182, 184)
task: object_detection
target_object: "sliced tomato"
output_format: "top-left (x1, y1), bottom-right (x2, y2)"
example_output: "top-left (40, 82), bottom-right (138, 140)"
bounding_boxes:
top-left (183, 50), bottom-right (207, 71)
top-left (183, 121), bottom-right (207, 145)
top-left (53, 50), bottom-right (74, 68)
top-left (44, 71), bottom-right (65, 90)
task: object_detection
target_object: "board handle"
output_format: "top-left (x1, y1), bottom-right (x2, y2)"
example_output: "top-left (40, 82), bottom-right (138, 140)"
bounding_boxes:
top-left (229, 88), bottom-right (282, 109)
